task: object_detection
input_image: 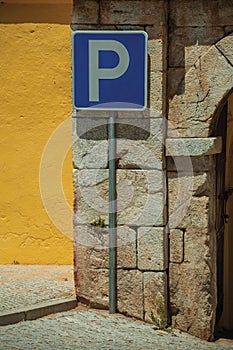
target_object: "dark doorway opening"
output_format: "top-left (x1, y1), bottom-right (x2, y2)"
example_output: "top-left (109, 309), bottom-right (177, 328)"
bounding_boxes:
top-left (215, 93), bottom-right (233, 339)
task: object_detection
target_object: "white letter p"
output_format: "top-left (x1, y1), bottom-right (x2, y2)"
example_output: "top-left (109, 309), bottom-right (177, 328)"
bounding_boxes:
top-left (89, 40), bottom-right (130, 102)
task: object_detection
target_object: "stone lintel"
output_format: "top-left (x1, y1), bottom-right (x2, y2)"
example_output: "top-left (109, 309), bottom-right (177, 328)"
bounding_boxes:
top-left (166, 137), bottom-right (222, 157)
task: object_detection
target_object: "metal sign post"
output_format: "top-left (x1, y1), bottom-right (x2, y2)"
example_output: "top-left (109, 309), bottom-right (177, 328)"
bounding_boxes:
top-left (108, 111), bottom-right (117, 313)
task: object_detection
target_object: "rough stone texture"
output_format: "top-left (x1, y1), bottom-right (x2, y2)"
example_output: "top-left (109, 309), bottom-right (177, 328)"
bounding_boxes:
top-left (170, 261), bottom-right (215, 341)
top-left (170, 192), bottom-right (209, 231)
top-left (143, 272), bottom-right (167, 322)
top-left (184, 227), bottom-right (210, 264)
top-left (169, 26), bottom-right (225, 68)
top-left (165, 27), bottom-right (233, 340)
top-left (72, 0), bottom-right (233, 341)
top-left (115, 25), bottom-right (145, 31)
top-left (100, 1), bottom-right (165, 25)
top-left (138, 227), bottom-right (167, 270)
top-left (72, 117), bottom-right (108, 169)
top-left (168, 172), bottom-right (209, 229)
top-left (75, 267), bottom-right (109, 308)
top-left (149, 70), bottom-right (163, 114)
top-left (71, 24), bottom-right (116, 31)
top-left (168, 43), bottom-right (233, 137)
top-left (170, 229), bottom-right (184, 263)
top-left (166, 137), bottom-right (222, 157)
top-left (117, 171), bottom-right (164, 226)
top-left (117, 138), bottom-right (163, 170)
top-left (168, 68), bottom-right (185, 98)
top-left (224, 26), bottom-right (233, 36)
top-left (74, 225), bottom-right (109, 268)
top-left (71, 0), bottom-right (99, 24)
top-left (73, 139), bottom-right (108, 169)
top-left (116, 110), bottom-right (161, 119)
top-left (168, 172), bottom-right (214, 340)
top-left (116, 227), bottom-right (137, 268)
top-left (73, 169), bottom-right (109, 224)
top-left (115, 117), bottom-right (164, 170)
top-left (147, 26), bottom-right (163, 72)
top-left (74, 169), bottom-right (164, 226)
top-left (73, 117), bottom-right (164, 169)
top-left (74, 225), bottom-right (137, 268)
top-left (170, 0), bottom-right (233, 27)
top-left (167, 156), bottom-right (210, 173)
top-left (216, 32), bottom-right (233, 66)
top-left (117, 269), bottom-right (143, 319)
top-left (171, 194), bottom-right (209, 229)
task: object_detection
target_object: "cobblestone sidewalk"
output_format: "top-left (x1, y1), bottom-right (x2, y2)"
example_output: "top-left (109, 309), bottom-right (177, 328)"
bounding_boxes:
top-left (0, 265), bottom-right (232, 349)
top-left (0, 307), bottom-right (233, 350)
top-left (0, 265), bottom-right (75, 313)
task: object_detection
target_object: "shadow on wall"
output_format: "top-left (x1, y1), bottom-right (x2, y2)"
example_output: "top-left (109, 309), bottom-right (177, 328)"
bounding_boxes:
top-left (76, 117), bottom-right (151, 141)
top-left (0, 0), bottom-right (72, 24)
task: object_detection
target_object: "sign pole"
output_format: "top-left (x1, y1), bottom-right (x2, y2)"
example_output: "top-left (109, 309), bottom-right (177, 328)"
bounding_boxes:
top-left (108, 110), bottom-right (117, 313)
top-left (72, 30), bottom-right (147, 314)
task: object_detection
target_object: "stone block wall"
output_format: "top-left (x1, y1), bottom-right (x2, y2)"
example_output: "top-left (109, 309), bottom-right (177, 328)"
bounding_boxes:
top-left (166, 0), bottom-right (233, 341)
top-left (73, 115), bottom-right (168, 321)
top-left (72, 0), bottom-right (233, 341)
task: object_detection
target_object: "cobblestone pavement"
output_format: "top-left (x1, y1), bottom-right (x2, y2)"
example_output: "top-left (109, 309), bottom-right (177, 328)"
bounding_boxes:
top-left (0, 265), bottom-right (75, 313)
top-left (0, 266), bottom-right (232, 349)
top-left (0, 307), bottom-right (233, 350)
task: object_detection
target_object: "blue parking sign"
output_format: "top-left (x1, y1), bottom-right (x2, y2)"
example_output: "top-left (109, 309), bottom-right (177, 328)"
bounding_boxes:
top-left (72, 31), bottom-right (148, 110)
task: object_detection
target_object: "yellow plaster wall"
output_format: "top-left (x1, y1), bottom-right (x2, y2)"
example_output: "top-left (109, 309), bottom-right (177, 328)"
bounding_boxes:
top-left (0, 1), bottom-right (74, 264)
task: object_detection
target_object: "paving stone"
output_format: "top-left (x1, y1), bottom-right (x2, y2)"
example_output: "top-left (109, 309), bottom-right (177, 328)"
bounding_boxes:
top-left (0, 308), bottom-right (231, 350)
top-left (0, 265), bottom-right (75, 313)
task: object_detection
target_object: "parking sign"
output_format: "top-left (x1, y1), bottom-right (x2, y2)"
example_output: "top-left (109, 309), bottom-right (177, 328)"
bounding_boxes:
top-left (72, 31), bottom-right (147, 110)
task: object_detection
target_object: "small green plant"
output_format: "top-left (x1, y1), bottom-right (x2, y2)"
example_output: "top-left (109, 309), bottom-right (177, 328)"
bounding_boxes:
top-left (151, 297), bottom-right (176, 333)
top-left (90, 216), bottom-right (106, 228)
top-left (12, 260), bottom-right (20, 265)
